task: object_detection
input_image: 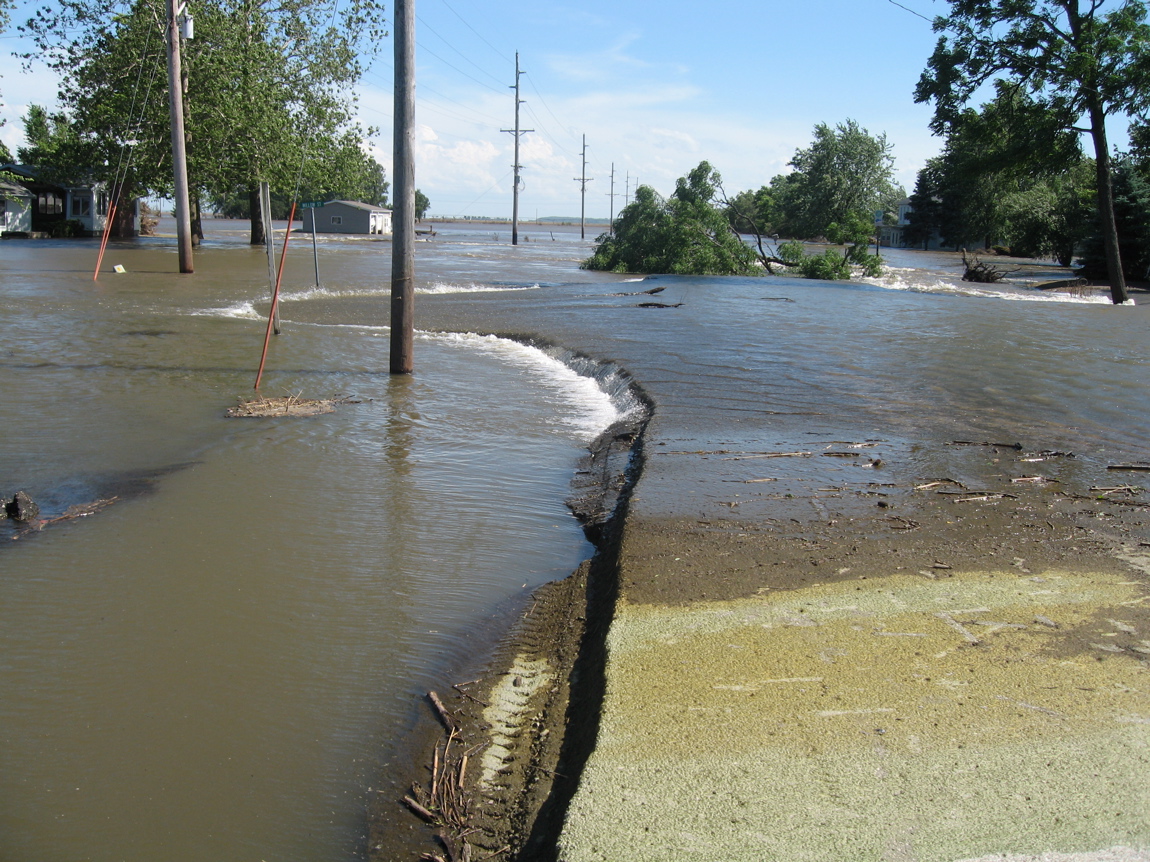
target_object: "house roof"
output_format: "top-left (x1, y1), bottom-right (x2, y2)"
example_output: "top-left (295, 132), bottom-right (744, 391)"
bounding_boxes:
top-left (0, 163), bottom-right (99, 191)
top-left (0, 178), bottom-right (31, 197)
top-left (326, 200), bottom-right (391, 213)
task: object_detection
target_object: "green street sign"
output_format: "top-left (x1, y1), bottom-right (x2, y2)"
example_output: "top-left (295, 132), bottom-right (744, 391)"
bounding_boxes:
top-left (300, 201), bottom-right (326, 209)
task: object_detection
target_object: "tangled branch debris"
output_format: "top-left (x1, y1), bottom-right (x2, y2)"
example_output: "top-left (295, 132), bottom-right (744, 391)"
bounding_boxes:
top-left (961, 250), bottom-right (1020, 283)
top-left (225, 393), bottom-right (361, 418)
top-left (405, 692), bottom-right (483, 862)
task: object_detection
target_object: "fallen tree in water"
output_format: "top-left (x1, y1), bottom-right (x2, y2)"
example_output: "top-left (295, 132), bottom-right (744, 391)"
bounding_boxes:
top-left (961, 249), bottom-right (1019, 283)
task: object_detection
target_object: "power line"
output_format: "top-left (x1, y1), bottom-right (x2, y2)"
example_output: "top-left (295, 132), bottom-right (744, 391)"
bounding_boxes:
top-left (415, 13), bottom-right (506, 89)
top-left (434, 0), bottom-right (511, 64)
top-left (415, 38), bottom-right (505, 95)
top-left (886, 0), bottom-right (934, 24)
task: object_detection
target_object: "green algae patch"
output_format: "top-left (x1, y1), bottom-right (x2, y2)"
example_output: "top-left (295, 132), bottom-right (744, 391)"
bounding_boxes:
top-left (559, 568), bottom-right (1150, 862)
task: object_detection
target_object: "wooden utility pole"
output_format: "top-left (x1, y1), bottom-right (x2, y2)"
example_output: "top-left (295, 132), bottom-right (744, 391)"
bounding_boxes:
top-left (502, 53), bottom-right (532, 246)
top-left (607, 162), bottom-right (616, 234)
top-left (573, 134), bottom-right (592, 239)
top-left (166, 0), bottom-right (193, 273)
top-left (259, 181), bottom-right (279, 334)
top-left (390, 0), bottom-right (415, 374)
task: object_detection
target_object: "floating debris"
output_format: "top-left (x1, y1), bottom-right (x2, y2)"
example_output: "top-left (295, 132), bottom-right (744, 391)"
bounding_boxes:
top-left (225, 393), bottom-right (361, 418)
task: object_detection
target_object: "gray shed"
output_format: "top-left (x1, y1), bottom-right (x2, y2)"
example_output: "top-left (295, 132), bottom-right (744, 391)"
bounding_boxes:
top-left (301, 200), bottom-right (392, 235)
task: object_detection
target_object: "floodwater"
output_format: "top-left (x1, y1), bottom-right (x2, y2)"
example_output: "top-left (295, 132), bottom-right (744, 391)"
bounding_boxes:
top-left (0, 221), bottom-right (635, 861)
top-left (0, 221), bottom-right (1146, 862)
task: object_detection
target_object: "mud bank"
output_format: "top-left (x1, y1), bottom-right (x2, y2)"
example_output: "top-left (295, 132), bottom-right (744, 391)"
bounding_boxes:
top-left (369, 396), bottom-right (651, 861)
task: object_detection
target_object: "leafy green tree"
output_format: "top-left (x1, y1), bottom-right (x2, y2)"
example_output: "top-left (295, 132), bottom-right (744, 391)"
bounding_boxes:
top-left (414, 189), bottom-right (429, 221)
top-left (20, 0), bottom-right (386, 245)
top-left (915, 0), bottom-right (1150, 303)
top-left (1078, 156), bottom-right (1150, 280)
top-left (584, 161), bottom-right (757, 275)
top-left (907, 84), bottom-right (1092, 259)
top-left (778, 119), bottom-right (902, 239)
top-left (1001, 160), bottom-right (1095, 263)
top-left (904, 158), bottom-right (945, 249)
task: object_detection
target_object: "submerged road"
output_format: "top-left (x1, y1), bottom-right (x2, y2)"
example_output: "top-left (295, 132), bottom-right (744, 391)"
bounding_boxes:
top-left (318, 267), bottom-right (1150, 861)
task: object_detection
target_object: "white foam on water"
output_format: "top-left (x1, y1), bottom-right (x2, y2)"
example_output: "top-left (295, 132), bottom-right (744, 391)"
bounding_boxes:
top-left (417, 282), bottom-right (541, 294)
top-left (279, 286), bottom-right (391, 302)
top-left (621, 277), bottom-right (646, 283)
top-left (861, 267), bottom-right (1117, 305)
top-left (429, 331), bottom-right (624, 442)
top-left (190, 300), bottom-right (261, 319)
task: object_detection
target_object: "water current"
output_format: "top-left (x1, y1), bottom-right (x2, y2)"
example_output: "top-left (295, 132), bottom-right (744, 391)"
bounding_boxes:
top-left (0, 221), bottom-right (1145, 861)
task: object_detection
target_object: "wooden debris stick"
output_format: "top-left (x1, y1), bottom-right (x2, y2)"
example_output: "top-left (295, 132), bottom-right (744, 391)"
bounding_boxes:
top-left (948, 440), bottom-right (1023, 450)
top-left (936, 612), bottom-right (981, 644)
top-left (1107, 464), bottom-right (1150, 472)
top-left (428, 691), bottom-right (456, 731)
top-left (452, 682), bottom-right (489, 707)
top-left (720, 451), bottom-right (812, 460)
top-left (404, 795), bottom-right (436, 822)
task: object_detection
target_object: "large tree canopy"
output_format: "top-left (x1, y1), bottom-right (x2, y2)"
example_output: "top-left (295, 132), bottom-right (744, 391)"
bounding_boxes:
top-left (915, 0), bottom-right (1150, 303)
top-left (778, 119), bottom-right (903, 239)
top-left (20, 0), bottom-right (387, 243)
top-left (906, 83), bottom-right (1093, 262)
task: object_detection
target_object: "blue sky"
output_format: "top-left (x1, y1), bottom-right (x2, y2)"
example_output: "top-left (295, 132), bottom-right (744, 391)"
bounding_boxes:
top-left (0, 0), bottom-right (1135, 219)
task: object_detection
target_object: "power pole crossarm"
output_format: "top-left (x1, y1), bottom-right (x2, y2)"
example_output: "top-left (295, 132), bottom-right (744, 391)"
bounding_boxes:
top-left (501, 52), bottom-right (533, 246)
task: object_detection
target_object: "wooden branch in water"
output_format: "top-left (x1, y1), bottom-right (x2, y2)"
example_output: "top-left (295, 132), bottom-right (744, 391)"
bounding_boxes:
top-left (428, 691), bottom-right (456, 731)
top-left (404, 795), bottom-right (436, 823)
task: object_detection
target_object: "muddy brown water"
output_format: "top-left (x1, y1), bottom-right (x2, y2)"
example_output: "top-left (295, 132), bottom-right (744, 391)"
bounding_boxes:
top-left (0, 222), bottom-right (1146, 861)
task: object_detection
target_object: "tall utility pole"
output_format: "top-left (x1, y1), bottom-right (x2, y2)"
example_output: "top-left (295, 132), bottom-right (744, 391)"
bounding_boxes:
top-left (573, 134), bottom-right (593, 239)
top-left (390, 0), bottom-right (415, 374)
top-left (606, 162), bottom-right (616, 233)
top-left (502, 53), bottom-right (532, 246)
top-left (624, 171), bottom-right (630, 207)
top-left (166, 0), bottom-right (193, 273)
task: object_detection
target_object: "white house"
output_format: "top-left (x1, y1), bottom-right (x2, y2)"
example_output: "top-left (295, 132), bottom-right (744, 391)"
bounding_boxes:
top-left (301, 200), bottom-right (392, 235)
top-left (0, 165), bottom-right (132, 237)
top-left (0, 179), bottom-right (32, 236)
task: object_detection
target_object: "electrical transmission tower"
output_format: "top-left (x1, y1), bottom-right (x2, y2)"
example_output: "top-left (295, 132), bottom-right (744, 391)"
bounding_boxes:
top-left (573, 134), bottom-right (593, 239)
top-left (501, 52), bottom-right (533, 246)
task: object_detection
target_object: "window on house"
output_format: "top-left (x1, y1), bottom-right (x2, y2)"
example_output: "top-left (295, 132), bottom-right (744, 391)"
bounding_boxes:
top-left (97, 193), bottom-right (108, 216)
top-left (71, 195), bottom-right (92, 217)
top-left (38, 191), bottom-right (64, 215)
top-left (331, 215), bottom-right (343, 225)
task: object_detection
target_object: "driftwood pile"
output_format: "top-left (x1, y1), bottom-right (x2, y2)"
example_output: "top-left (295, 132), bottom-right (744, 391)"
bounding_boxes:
top-left (225, 393), bottom-right (360, 418)
top-left (403, 691), bottom-right (500, 862)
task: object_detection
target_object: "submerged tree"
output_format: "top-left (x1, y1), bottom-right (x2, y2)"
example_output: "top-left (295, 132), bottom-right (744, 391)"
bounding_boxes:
top-left (915, 0), bottom-right (1150, 304)
top-left (584, 162), bottom-right (758, 275)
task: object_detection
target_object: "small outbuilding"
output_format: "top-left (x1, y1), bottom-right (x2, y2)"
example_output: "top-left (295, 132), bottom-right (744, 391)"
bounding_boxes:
top-left (301, 200), bottom-right (392, 235)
